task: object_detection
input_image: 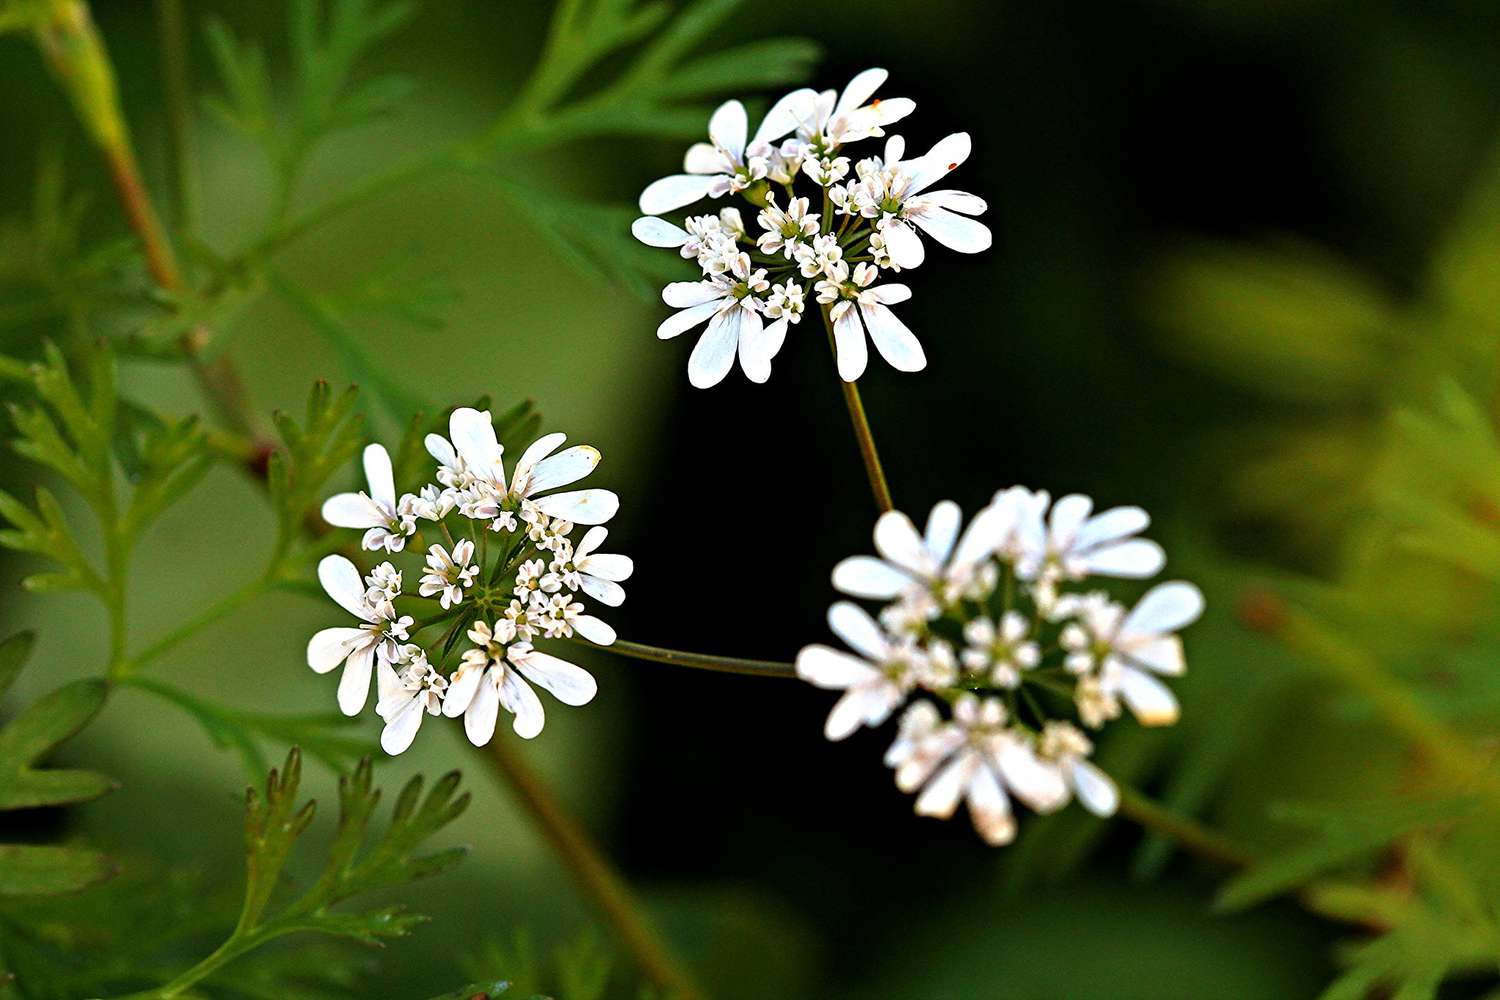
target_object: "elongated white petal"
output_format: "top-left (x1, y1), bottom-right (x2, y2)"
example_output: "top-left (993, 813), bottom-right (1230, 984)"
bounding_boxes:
top-left (336, 645), bottom-right (375, 716)
top-left (499, 668), bottom-right (545, 739)
top-left (514, 432), bottom-right (567, 489)
top-left (909, 205), bottom-right (991, 254)
top-left (966, 763), bottom-right (1017, 845)
top-left (443, 662), bottom-right (483, 717)
top-left (631, 216), bottom-right (689, 248)
top-left (580, 574), bottom-right (626, 607)
top-left (923, 500), bottom-right (962, 565)
top-left (832, 306), bottom-right (868, 381)
top-left (1123, 581), bottom-right (1205, 637)
top-left (425, 432), bottom-right (456, 467)
top-left (450, 408), bottom-right (504, 485)
top-left (827, 601), bottom-right (888, 661)
top-left (906, 132), bottom-right (972, 195)
top-left (318, 555), bottom-right (372, 620)
top-left (663, 280), bottom-right (723, 308)
top-left (1122, 635), bottom-right (1185, 676)
top-left (683, 142), bottom-right (724, 174)
top-left (1118, 667), bottom-right (1180, 726)
top-left (751, 87), bottom-right (820, 147)
top-left (835, 67), bottom-right (888, 117)
top-left (896, 728), bottom-right (965, 792)
top-left (532, 489), bottom-right (619, 524)
top-left (884, 134), bottom-right (906, 164)
top-left (795, 645), bottom-right (879, 689)
top-left (874, 509), bottom-right (934, 578)
top-left (1081, 539), bottom-right (1165, 578)
top-left (374, 660), bottom-right (404, 717)
top-left (822, 683), bottom-right (893, 741)
top-left (951, 502), bottom-right (1013, 567)
top-left (381, 697), bottom-right (424, 755)
top-left (573, 614), bottom-right (616, 646)
top-left (321, 492), bottom-right (387, 530)
top-left (575, 525), bottom-right (608, 560)
top-left (832, 555), bottom-right (913, 598)
top-left (688, 306), bottom-right (740, 389)
top-left (1070, 760), bottom-right (1119, 817)
top-left (463, 669), bottom-right (501, 745)
top-left (362, 443), bottom-right (396, 509)
top-left (639, 173), bottom-right (720, 215)
top-left (513, 650), bottom-right (597, 706)
top-left (736, 308), bottom-right (772, 384)
top-left (851, 96), bottom-right (914, 132)
top-left (860, 302), bottom-right (926, 373)
top-left (658, 298), bottom-right (723, 340)
top-left (883, 221), bottom-right (925, 269)
top-left (916, 751), bottom-right (979, 819)
top-left (995, 740), bottom-right (1069, 813)
top-left (528, 445), bottom-right (599, 493)
top-left (1048, 494), bottom-right (1094, 551)
top-left (917, 189), bottom-right (987, 215)
top-left (579, 552), bottom-right (633, 582)
top-left (865, 283), bottom-right (912, 305)
top-left (1075, 506), bottom-right (1150, 550)
top-left (308, 627), bottom-right (364, 673)
top-left (708, 99), bottom-right (748, 156)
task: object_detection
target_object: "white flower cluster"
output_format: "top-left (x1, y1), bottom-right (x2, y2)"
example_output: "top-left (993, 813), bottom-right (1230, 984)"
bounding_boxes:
top-left (309, 408), bottom-right (633, 754)
top-left (632, 68), bottom-right (991, 388)
top-left (797, 489), bottom-right (1204, 846)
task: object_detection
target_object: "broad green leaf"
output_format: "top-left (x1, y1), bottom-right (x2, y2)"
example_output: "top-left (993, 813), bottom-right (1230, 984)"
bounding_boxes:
top-left (0, 844), bottom-right (115, 897)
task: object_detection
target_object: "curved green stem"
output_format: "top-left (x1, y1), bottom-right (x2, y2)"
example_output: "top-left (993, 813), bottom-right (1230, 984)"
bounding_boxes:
top-left (589, 638), bottom-right (798, 680)
top-left (818, 304), bottom-right (894, 513)
top-left (1115, 785), bottom-right (1257, 869)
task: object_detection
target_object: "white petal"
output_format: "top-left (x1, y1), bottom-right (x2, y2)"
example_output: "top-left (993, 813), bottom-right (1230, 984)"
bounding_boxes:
top-left (463, 670), bottom-right (501, 745)
top-left (362, 443), bottom-right (396, 509)
top-left (683, 142), bottom-right (723, 174)
top-left (1075, 506), bottom-right (1150, 550)
top-left (874, 509), bottom-right (934, 578)
top-left (532, 489), bottom-right (619, 525)
top-left (658, 298), bottom-right (723, 341)
top-left (835, 67), bottom-right (888, 117)
top-left (443, 663), bottom-right (483, 717)
top-left (922, 501), bottom-right (963, 565)
top-left (374, 659), bottom-right (402, 714)
top-left (708, 99), bottom-right (748, 156)
top-left (425, 432), bottom-right (456, 468)
top-left (575, 525), bottom-right (608, 559)
top-left (832, 306), bottom-right (868, 382)
top-left (631, 216), bottom-right (689, 248)
top-left (513, 650), bottom-right (597, 706)
top-left (751, 88), bottom-right (820, 147)
top-left (822, 683), bottom-right (893, 741)
top-left (321, 492), bottom-right (387, 530)
top-left (1118, 667), bottom-right (1180, 726)
top-left (831, 555), bottom-right (912, 599)
top-left (917, 189), bottom-right (987, 215)
top-left (827, 601), bottom-right (888, 661)
top-left (909, 205), bottom-right (991, 254)
top-left (308, 627), bottom-right (365, 673)
top-left (514, 432), bottom-right (567, 488)
top-left (966, 763), bottom-right (1017, 845)
top-left (499, 669), bottom-right (545, 739)
top-left (579, 552), bottom-right (633, 582)
top-left (580, 574), bottom-right (626, 607)
top-left (688, 306), bottom-right (740, 389)
top-left (1070, 760), bottom-right (1119, 817)
top-left (449, 408), bottom-right (504, 485)
top-left (795, 645), bottom-right (879, 689)
top-left (336, 645), bottom-right (375, 716)
top-left (639, 173), bottom-right (720, 215)
top-left (380, 697), bottom-right (424, 755)
top-left (528, 445), bottom-right (599, 493)
top-left (663, 280), bottom-right (722, 308)
top-left (995, 740), bottom-right (1069, 813)
top-left (951, 502), bottom-right (1012, 567)
top-left (1080, 539), bottom-right (1165, 578)
top-left (884, 134), bottom-right (906, 164)
top-left (864, 283), bottom-right (912, 305)
top-left (735, 309), bottom-right (772, 384)
top-left (860, 302), bottom-right (925, 373)
top-left (1049, 494), bottom-right (1094, 552)
top-left (573, 614), bottom-right (617, 646)
top-left (915, 752), bottom-right (979, 819)
top-left (906, 132), bottom-right (972, 195)
top-left (1122, 635), bottom-right (1186, 676)
top-left (1123, 582), bottom-right (1205, 637)
top-left (883, 222), bottom-right (925, 269)
top-left (318, 555), bottom-right (372, 620)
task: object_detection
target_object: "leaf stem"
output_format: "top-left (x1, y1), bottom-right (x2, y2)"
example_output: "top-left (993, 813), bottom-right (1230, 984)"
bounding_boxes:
top-left (818, 304), bottom-right (894, 513)
top-left (480, 736), bottom-right (705, 1000)
top-left (588, 637), bottom-right (798, 680)
top-left (120, 574), bottom-right (275, 677)
top-left (153, 0), bottom-right (195, 232)
top-left (1115, 784), bottom-right (1257, 869)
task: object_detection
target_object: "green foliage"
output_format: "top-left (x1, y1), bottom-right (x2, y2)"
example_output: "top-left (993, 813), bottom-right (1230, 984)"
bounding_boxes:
top-left (0, 631), bottom-right (115, 898)
top-left (266, 379), bottom-right (364, 561)
top-left (462, 929), bottom-right (616, 1000)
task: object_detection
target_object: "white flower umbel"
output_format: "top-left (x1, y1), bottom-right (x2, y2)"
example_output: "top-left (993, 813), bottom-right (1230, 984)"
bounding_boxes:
top-left (306, 410), bottom-right (631, 753)
top-left (799, 491), bottom-right (1204, 846)
top-left (632, 70), bottom-right (991, 387)
top-left (321, 443), bottom-right (416, 552)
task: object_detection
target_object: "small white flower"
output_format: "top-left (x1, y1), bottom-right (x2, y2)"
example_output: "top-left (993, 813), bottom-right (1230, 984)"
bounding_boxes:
top-left (442, 621), bottom-right (597, 743)
top-left (793, 68), bottom-right (916, 156)
top-left (831, 500), bottom-right (1012, 609)
top-left (894, 695), bottom-right (1069, 847)
top-left (320, 443), bottom-right (416, 553)
top-left (844, 133), bottom-right (992, 269)
top-left (514, 557), bottom-right (561, 600)
top-left (403, 483), bottom-right (455, 522)
top-left (418, 539), bottom-right (477, 609)
top-left (638, 92), bottom-right (818, 214)
top-left (306, 554), bottom-right (414, 716)
top-left (763, 280), bottom-right (805, 326)
top-left (551, 526), bottom-right (634, 607)
top-left (375, 647), bottom-right (447, 755)
top-left (657, 251), bottom-right (790, 388)
top-left (1038, 721), bottom-right (1119, 817)
top-left (884, 700), bottom-right (942, 770)
top-left (426, 408), bottom-right (619, 528)
top-left (796, 601), bottom-right (930, 740)
top-left (1004, 489), bottom-right (1165, 582)
top-left (792, 233), bottom-right (843, 279)
top-left (814, 261), bottom-right (923, 381)
top-left (961, 611), bottom-right (1040, 688)
top-left (364, 562), bottom-right (402, 606)
top-left (755, 195), bottom-right (820, 258)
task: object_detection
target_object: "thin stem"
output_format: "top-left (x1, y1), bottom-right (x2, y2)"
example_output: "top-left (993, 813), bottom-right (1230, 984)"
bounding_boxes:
top-left (121, 574), bottom-right (274, 676)
top-left (1115, 785), bottom-right (1257, 869)
top-left (480, 737), bottom-right (705, 1000)
top-left (591, 638), bottom-right (798, 680)
top-left (818, 304), bottom-right (894, 513)
top-left (154, 0), bottom-right (195, 232)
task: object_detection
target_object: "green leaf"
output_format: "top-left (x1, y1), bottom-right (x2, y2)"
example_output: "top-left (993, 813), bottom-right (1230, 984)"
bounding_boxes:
top-left (0, 677), bottom-right (115, 810)
top-left (0, 630), bottom-right (35, 701)
top-left (267, 380), bottom-right (364, 559)
top-left (0, 844), bottom-right (116, 897)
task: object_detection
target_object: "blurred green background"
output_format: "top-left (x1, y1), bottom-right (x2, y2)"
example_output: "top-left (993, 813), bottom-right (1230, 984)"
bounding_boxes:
top-left (7, 0), bottom-right (1500, 997)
